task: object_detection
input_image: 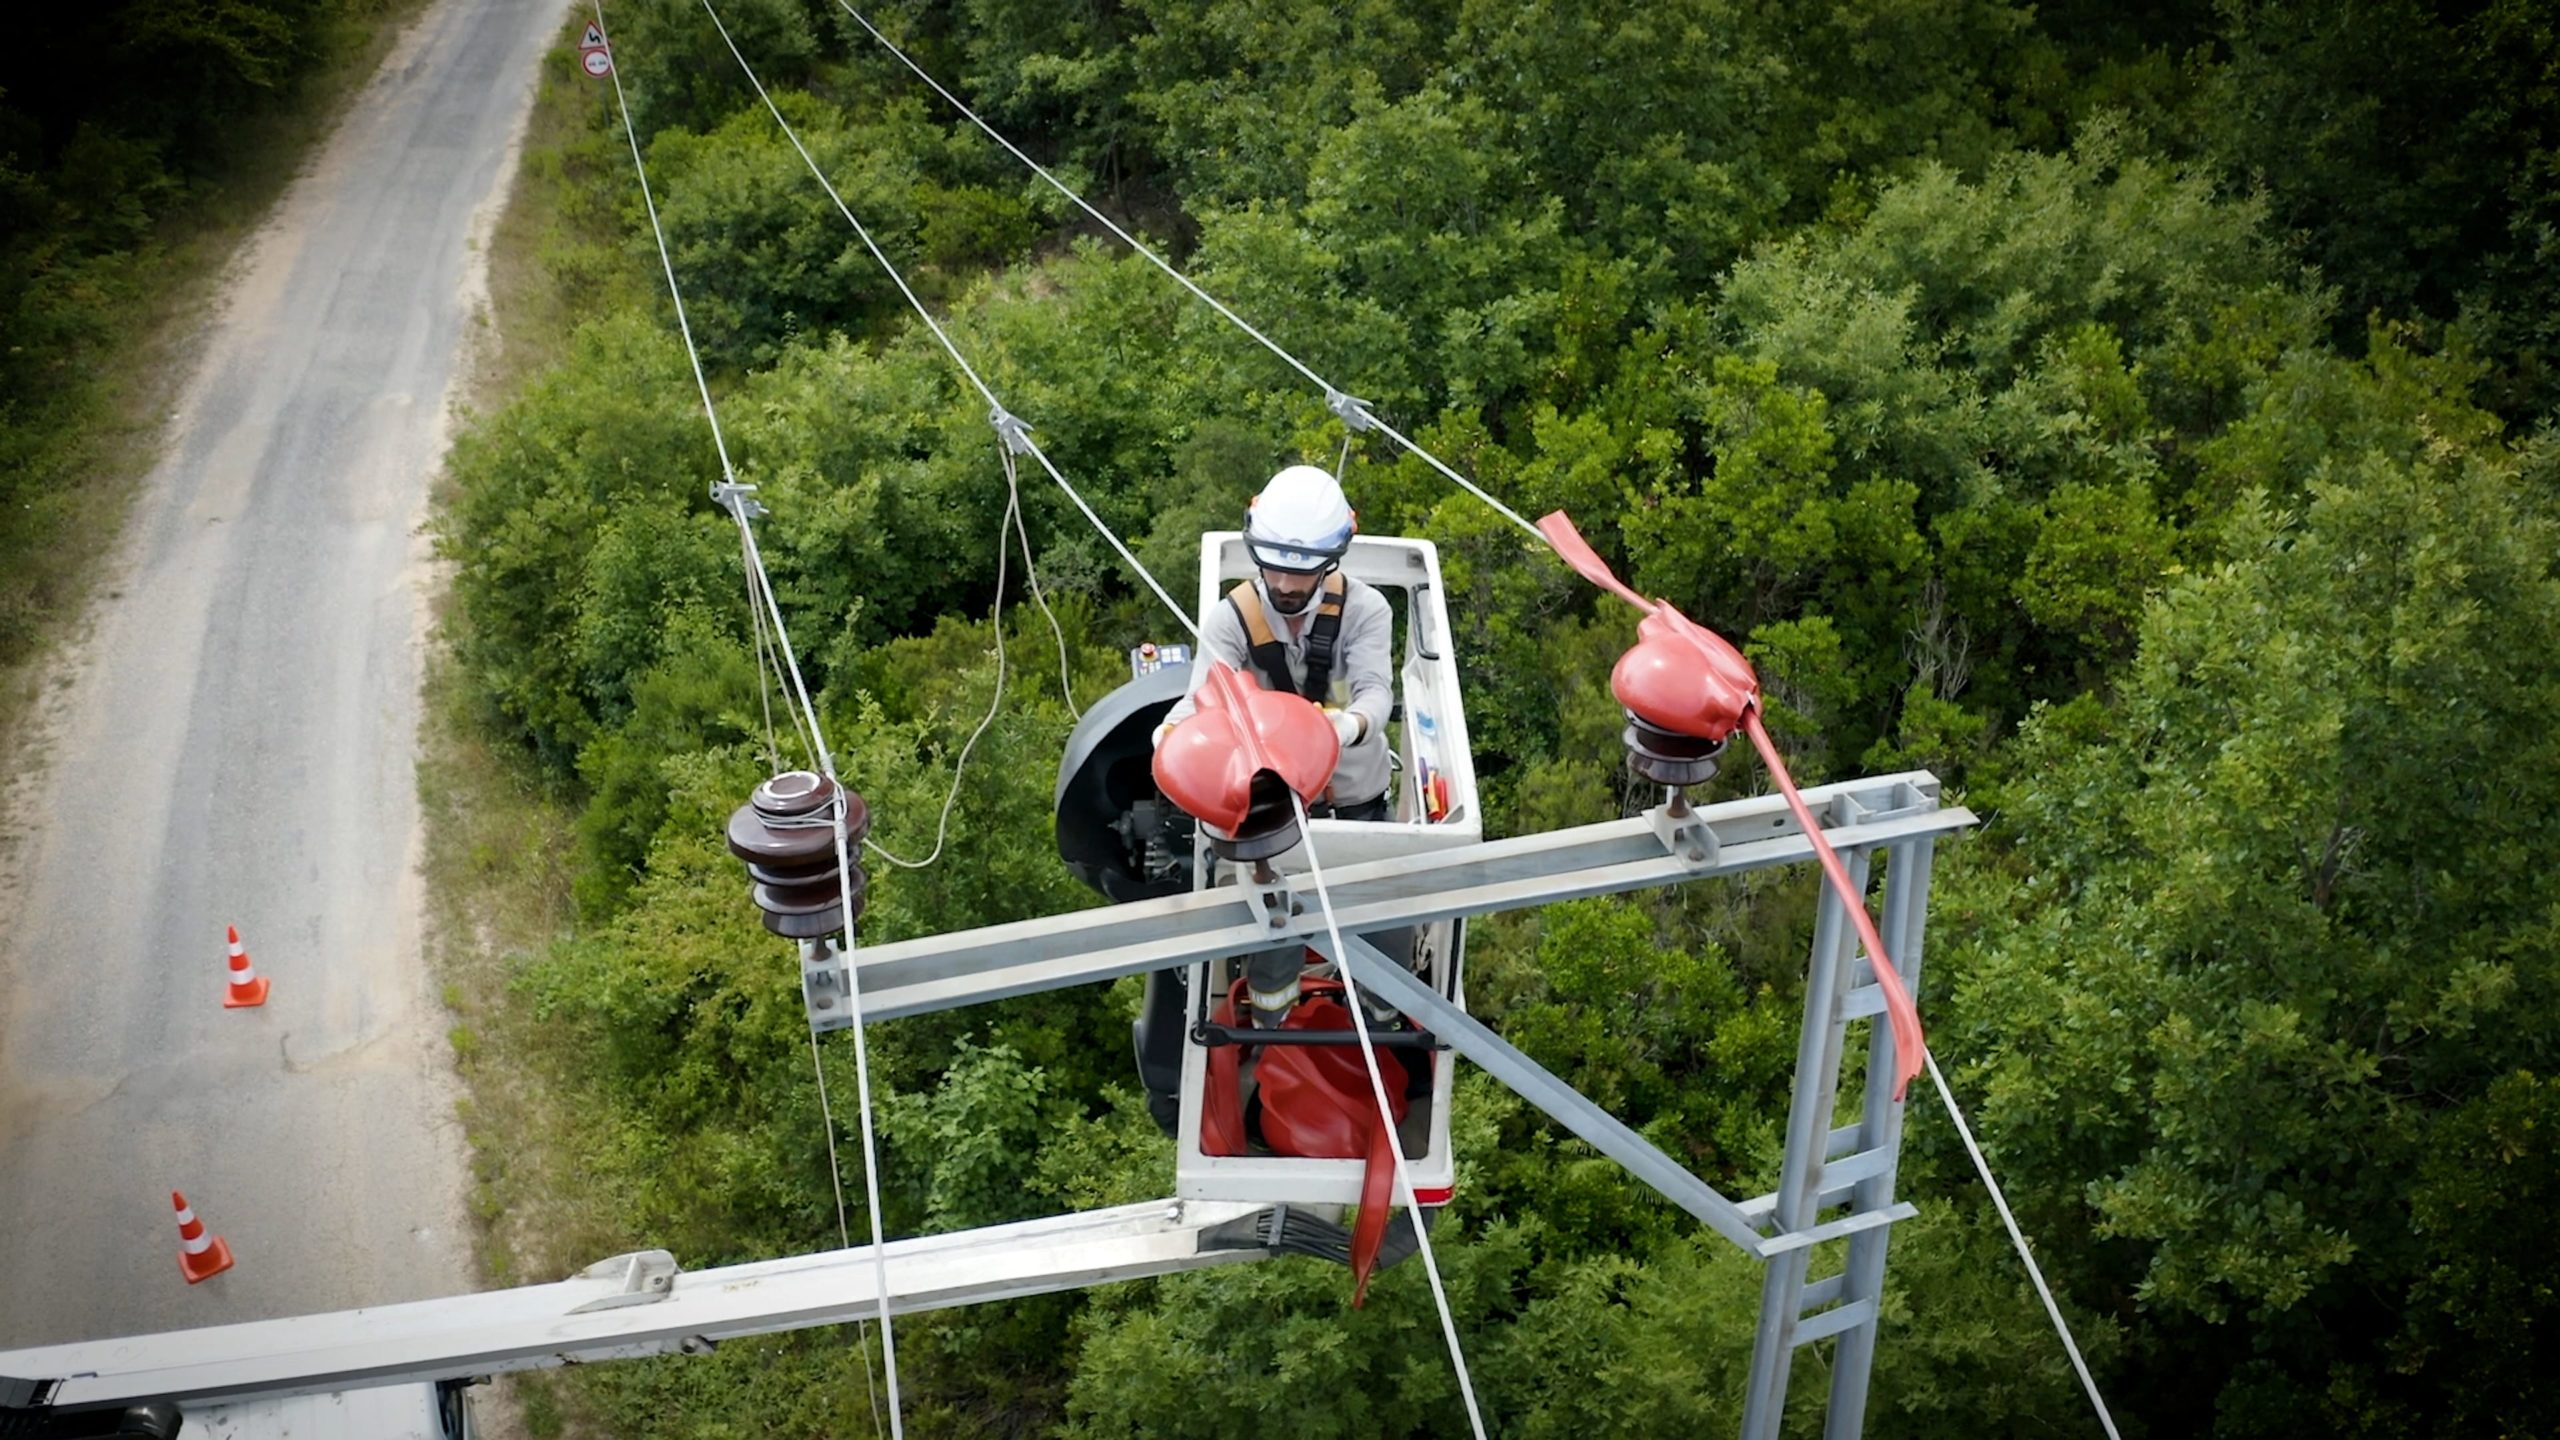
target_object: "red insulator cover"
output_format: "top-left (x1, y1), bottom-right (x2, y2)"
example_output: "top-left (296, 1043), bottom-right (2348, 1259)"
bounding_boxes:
top-left (1611, 602), bottom-right (1759, 742)
top-left (1538, 506), bottom-right (1928, 1099)
top-left (1257, 988), bottom-right (1412, 1306)
top-left (1536, 507), bottom-right (1761, 741)
top-left (1150, 661), bottom-right (1340, 830)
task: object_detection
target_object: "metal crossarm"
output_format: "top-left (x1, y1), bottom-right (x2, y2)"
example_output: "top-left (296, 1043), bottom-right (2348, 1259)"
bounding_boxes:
top-left (1325, 934), bottom-right (1767, 1252)
top-left (853, 773), bottom-right (1971, 1021)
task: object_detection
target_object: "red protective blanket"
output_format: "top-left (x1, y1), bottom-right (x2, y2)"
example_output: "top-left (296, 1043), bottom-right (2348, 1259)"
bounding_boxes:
top-left (1201, 974), bottom-right (1416, 1304)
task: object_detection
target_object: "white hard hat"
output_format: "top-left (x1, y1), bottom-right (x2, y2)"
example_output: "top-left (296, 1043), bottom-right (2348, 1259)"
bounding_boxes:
top-left (1244, 465), bottom-right (1356, 573)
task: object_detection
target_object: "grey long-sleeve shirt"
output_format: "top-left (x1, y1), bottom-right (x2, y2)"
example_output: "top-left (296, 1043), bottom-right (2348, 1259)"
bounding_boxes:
top-left (1161, 573), bottom-right (1395, 805)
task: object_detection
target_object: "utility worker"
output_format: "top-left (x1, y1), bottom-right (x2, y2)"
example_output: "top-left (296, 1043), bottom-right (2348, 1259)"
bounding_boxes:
top-left (1158, 464), bottom-right (1396, 819)
top-left (1159, 463), bottom-right (1404, 1029)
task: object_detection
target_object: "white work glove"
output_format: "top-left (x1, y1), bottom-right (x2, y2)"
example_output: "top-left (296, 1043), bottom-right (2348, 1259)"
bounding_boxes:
top-left (1328, 709), bottom-right (1364, 751)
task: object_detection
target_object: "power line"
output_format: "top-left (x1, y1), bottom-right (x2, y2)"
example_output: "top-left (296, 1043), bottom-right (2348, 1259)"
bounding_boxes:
top-left (829, 0), bottom-right (1548, 548)
top-left (865, 442), bottom-right (1092, 873)
top-left (588, 6), bottom-right (903, 1430)
top-left (729, 488), bottom-right (909, 1435)
top-left (696, 0), bottom-right (1198, 639)
top-left (808, 1028), bottom-right (887, 1440)
top-left (863, 457), bottom-right (1019, 871)
top-left (1014, 491), bottom-right (1083, 721)
top-left (594, 3), bottom-right (737, 495)
top-left (745, 549), bottom-right (818, 772)
top-left (1924, 1054), bottom-right (2122, 1438)
top-left (1288, 793), bottom-right (1490, 1440)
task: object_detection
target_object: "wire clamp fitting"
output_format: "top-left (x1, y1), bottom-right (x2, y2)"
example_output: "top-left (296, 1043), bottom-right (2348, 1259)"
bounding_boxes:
top-left (1325, 388), bottom-right (1379, 433)
top-left (1648, 791), bottom-right (1720, 870)
top-left (800, 937), bottom-right (857, 1033)
top-left (711, 480), bottom-right (769, 520)
top-left (1240, 862), bottom-right (1299, 934)
top-left (988, 406), bottom-right (1037, 456)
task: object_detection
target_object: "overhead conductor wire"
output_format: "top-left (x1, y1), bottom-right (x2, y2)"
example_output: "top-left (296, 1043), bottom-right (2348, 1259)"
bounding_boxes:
top-left (702, 3), bottom-right (1488, 1414)
top-left (836, 14), bottom-right (2122, 1431)
top-left (832, 1), bottom-right (1544, 546)
top-left (1925, 1052), bottom-right (2121, 1437)
top-left (590, 7), bottom-right (897, 1432)
top-left (1289, 793), bottom-right (1491, 1440)
top-left (698, 0), bottom-right (1198, 642)
top-left (864, 467), bottom-right (1020, 871)
top-left (1016, 486), bottom-right (1083, 722)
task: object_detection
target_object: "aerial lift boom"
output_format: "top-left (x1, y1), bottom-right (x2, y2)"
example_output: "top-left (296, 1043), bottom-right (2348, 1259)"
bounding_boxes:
top-left (2, 771), bottom-right (1966, 1438)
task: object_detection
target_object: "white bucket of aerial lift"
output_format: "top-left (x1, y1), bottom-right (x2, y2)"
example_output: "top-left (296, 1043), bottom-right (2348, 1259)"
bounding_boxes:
top-left (1174, 531), bottom-right (1474, 1208)
top-left (1192, 531), bottom-right (1484, 858)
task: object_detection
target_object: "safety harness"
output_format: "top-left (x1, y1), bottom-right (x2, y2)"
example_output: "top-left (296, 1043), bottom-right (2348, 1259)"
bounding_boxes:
top-left (1225, 574), bottom-right (1347, 702)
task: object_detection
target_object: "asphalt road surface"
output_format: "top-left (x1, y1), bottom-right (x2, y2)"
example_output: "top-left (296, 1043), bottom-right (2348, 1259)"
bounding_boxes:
top-left (0, 0), bottom-right (566, 1348)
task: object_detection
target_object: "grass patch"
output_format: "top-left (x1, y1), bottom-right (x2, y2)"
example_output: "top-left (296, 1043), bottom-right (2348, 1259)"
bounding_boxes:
top-left (418, 632), bottom-right (623, 1436)
top-left (420, 20), bottom-right (660, 1433)
top-left (416, 634), bottom-right (603, 1276)
top-left (450, 25), bottom-right (657, 426)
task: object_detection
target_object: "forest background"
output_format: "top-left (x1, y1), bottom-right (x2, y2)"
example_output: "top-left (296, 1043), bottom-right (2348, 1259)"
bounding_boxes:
top-left (16, 0), bottom-right (2560, 1436)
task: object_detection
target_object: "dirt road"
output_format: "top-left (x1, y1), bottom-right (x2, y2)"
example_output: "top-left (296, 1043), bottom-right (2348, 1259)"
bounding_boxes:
top-left (0, 0), bottom-right (566, 1347)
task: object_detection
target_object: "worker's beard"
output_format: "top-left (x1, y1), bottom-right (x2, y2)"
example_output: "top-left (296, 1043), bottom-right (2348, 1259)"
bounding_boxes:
top-left (1265, 581), bottom-right (1318, 615)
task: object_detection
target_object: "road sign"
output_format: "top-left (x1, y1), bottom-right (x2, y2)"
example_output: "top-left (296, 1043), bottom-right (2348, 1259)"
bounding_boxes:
top-left (581, 22), bottom-right (605, 47)
top-left (581, 47), bottom-right (613, 78)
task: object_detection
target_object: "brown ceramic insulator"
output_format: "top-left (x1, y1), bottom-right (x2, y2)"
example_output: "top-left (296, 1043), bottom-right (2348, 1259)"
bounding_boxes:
top-left (754, 864), bottom-right (866, 937)
top-left (751, 769), bottom-right (835, 816)
top-left (1623, 716), bottom-right (1725, 788)
top-left (753, 771), bottom-right (870, 842)
top-left (755, 868), bottom-right (865, 912)
top-left (759, 900), bottom-right (845, 939)
top-left (729, 772), bottom-right (873, 938)
top-left (727, 800), bottom-right (834, 867)
top-left (1201, 772), bottom-right (1303, 862)
top-left (745, 855), bottom-right (837, 887)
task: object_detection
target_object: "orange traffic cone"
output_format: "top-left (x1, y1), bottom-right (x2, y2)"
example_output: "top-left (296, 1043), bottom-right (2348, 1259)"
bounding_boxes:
top-left (222, 925), bottom-right (269, 1008)
top-left (172, 1191), bottom-right (235, 1284)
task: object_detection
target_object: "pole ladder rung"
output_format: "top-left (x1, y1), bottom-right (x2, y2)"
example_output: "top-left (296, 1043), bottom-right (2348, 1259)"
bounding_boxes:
top-left (1792, 1299), bottom-right (1878, 1348)
top-left (1735, 1147), bottom-right (1898, 1226)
